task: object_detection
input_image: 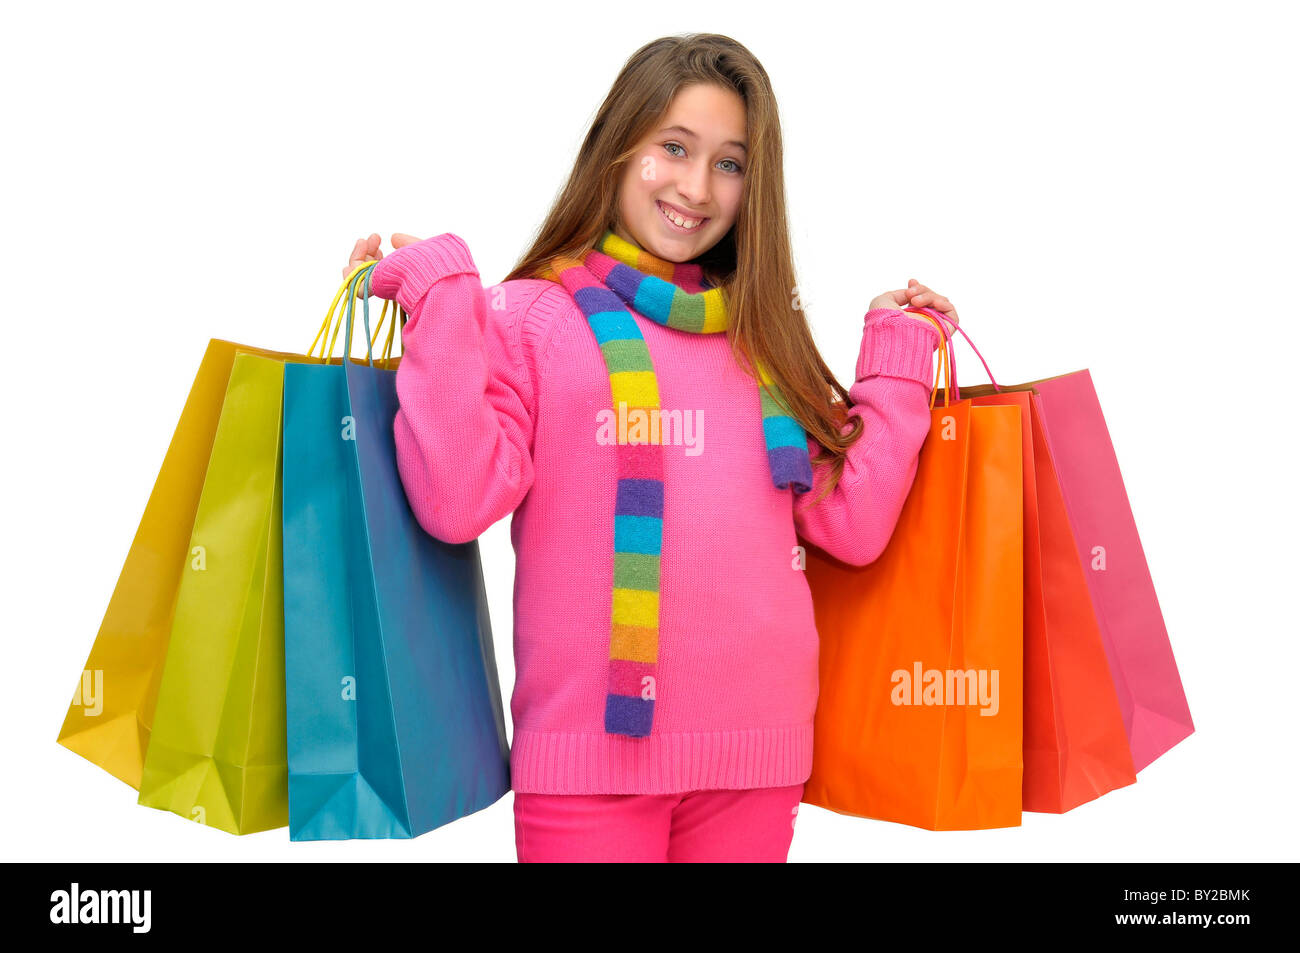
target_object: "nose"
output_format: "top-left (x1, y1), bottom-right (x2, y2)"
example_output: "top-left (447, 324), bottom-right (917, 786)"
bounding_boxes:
top-left (675, 159), bottom-right (711, 210)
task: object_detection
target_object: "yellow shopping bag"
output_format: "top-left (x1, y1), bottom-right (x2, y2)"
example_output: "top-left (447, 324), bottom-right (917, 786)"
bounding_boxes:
top-left (56, 339), bottom-right (287, 790)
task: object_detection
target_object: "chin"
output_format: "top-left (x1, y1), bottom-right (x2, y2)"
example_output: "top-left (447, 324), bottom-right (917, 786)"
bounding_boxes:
top-left (644, 223), bottom-right (708, 262)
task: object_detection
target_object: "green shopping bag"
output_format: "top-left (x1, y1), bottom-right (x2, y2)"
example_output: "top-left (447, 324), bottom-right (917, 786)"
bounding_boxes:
top-left (134, 351), bottom-right (290, 834)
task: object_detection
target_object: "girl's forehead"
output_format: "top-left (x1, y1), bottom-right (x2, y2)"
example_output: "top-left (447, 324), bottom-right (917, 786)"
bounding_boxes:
top-left (657, 86), bottom-right (747, 147)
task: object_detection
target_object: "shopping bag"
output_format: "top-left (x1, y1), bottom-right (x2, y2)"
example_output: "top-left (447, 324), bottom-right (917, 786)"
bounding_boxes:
top-left (281, 264), bottom-right (510, 840)
top-left (800, 312), bottom-right (1025, 830)
top-left (917, 311), bottom-right (1136, 812)
top-left (56, 332), bottom-right (374, 791)
top-left (959, 368), bottom-right (1193, 771)
top-left (56, 340), bottom-right (245, 790)
top-left (132, 346), bottom-right (291, 834)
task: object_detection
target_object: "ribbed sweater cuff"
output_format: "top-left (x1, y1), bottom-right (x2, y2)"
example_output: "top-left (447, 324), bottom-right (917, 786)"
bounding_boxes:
top-left (857, 307), bottom-right (942, 386)
top-left (369, 232), bottom-right (479, 315)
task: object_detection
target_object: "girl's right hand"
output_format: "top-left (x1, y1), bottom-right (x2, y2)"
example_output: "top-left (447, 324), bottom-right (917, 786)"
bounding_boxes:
top-left (345, 233), bottom-right (384, 282)
top-left (348, 232), bottom-right (423, 295)
top-left (345, 233), bottom-right (425, 290)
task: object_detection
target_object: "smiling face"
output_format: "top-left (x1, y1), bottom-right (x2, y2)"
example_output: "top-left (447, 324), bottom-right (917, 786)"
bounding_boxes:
top-left (613, 82), bottom-right (747, 262)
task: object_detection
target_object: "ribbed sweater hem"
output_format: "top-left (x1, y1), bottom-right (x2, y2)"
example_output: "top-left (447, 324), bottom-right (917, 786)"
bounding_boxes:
top-left (509, 724), bottom-right (814, 795)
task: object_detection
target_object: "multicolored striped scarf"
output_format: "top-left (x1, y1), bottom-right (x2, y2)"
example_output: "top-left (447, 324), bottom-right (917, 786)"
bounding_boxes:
top-left (539, 228), bottom-right (813, 738)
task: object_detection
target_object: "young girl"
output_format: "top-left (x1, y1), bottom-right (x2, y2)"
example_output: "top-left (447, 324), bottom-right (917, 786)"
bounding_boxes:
top-left (347, 33), bottom-right (958, 863)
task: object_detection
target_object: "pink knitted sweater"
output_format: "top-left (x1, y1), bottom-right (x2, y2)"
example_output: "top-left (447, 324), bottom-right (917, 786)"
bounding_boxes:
top-left (367, 233), bottom-right (941, 795)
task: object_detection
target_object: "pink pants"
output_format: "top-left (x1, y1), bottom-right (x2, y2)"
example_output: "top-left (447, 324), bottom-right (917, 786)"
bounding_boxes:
top-left (513, 783), bottom-right (805, 862)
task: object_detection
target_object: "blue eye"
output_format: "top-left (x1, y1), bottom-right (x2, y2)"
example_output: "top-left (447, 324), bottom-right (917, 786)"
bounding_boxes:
top-left (663, 142), bottom-right (743, 174)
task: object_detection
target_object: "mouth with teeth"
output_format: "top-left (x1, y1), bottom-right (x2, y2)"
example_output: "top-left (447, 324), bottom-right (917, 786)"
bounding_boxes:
top-left (657, 199), bottom-right (709, 232)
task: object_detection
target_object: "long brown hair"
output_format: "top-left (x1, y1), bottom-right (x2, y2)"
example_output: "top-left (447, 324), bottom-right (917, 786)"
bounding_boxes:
top-left (502, 32), bottom-right (862, 502)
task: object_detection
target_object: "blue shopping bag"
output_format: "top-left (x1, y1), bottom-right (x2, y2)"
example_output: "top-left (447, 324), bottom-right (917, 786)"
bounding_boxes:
top-left (281, 264), bottom-right (510, 840)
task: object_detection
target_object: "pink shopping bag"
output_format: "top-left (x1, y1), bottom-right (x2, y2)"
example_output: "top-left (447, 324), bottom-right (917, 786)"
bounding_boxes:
top-left (956, 356), bottom-right (1193, 772)
top-left (1029, 371), bottom-right (1194, 770)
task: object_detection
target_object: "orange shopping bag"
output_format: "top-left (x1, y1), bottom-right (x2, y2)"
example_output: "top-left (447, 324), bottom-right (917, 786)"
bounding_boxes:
top-left (801, 311), bottom-right (1024, 830)
top-left (922, 310), bottom-right (1137, 812)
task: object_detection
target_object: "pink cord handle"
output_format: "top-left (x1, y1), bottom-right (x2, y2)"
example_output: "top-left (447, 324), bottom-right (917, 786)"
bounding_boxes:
top-left (903, 305), bottom-right (1002, 399)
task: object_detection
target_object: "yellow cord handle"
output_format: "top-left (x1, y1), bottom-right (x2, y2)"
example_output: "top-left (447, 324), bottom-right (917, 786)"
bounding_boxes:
top-left (308, 262), bottom-right (367, 360)
top-left (380, 298), bottom-right (402, 362)
top-left (308, 261), bottom-right (407, 363)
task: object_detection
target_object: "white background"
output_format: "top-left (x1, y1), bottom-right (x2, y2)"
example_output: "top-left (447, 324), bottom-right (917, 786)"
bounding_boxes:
top-left (4, 0), bottom-right (1296, 862)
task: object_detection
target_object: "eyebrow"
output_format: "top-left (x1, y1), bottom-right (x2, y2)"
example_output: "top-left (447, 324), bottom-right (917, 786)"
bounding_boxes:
top-left (658, 124), bottom-right (747, 155)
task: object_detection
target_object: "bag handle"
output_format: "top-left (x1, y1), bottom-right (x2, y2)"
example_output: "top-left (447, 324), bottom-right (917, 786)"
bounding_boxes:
top-left (309, 263), bottom-right (384, 364)
top-left (310, 263), bottom-right (369, 362)
top-left (903, 305), bottom-right (1002, 402)
top-left (308, 261), bottom-right (407, 365)
top-left (909, 310), bottom-right (953, 410)
top-left (359, 266), bottom-right (409, 364)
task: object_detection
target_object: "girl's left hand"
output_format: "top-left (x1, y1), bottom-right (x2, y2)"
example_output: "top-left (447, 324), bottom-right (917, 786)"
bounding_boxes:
top-left (869, 279), bottom-right (959, 327)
